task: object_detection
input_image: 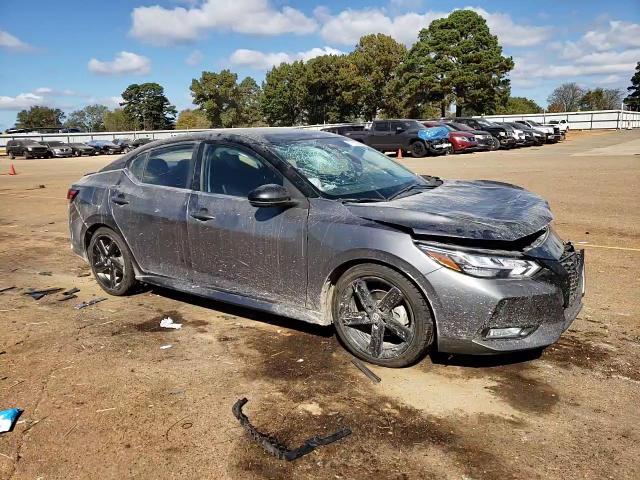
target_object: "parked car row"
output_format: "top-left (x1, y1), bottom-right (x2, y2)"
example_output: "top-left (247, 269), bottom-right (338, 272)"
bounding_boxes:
top-left (5, 137), bottom-right (153, 159)
top-left (322, 117), bottom-right (566, 157)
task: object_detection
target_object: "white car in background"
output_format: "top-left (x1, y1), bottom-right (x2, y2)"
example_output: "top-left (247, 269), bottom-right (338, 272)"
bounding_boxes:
top-left (548, 119), bottom-right (569, 136)
top-left (514, 120), bottom-right (562, 143)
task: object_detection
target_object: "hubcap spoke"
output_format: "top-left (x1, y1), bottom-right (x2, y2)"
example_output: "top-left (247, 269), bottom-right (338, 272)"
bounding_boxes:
top-left (382, 315), bottom-right (412, 342)
top-left (368, 323), bottom-right (385, 357)
top-left (376, 287), bottom-right (403, 313)
top-left (353, 280), bottom-right (376, 313)
top-left (98, 239), bottom-right (109, 257)
top-left (341, 311), bottom-right (372, 326)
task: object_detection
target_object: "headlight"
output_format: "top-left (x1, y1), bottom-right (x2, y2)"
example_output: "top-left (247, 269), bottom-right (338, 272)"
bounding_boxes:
top-left (417, 245), bottom-right (541, 278)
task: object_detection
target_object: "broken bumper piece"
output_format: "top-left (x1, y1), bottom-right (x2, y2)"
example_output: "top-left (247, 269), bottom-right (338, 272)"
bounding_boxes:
top-left (232, 397), bottom-right (351, 461)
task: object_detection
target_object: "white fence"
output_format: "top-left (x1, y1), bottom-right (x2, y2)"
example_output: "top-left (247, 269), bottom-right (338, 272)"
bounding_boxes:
top-left (480, 109), bottom-right (640, 130)
top-left (1, 109), bottom-right (638, 148)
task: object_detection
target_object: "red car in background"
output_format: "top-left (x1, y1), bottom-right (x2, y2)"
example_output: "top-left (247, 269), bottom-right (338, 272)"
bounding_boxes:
top-left (423, 121), bottom-right (478, 153)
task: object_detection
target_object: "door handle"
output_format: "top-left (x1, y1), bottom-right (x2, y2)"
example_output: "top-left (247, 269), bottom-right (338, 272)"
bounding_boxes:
top-left (111, 193), bottom-right (129, 205)
top-left (190, 208), bottom-right (215, 221)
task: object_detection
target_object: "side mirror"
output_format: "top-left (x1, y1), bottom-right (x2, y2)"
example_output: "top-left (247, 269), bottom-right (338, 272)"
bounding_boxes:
top-left (248, 184), bottom-right (295, 208)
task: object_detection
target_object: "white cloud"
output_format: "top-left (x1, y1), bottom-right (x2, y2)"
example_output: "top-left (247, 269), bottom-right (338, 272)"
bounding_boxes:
top-left (130, 0), bottom-right (317, 45)
top-left (0, 30), bottom-right (32, 51)
top-left (185, 49), bottom-right (204, 66)
top-left (0, 93), bottom-right (43, 111)
top-left (230, 46), bottom-right (345, 70)
top-left (88, 51), bottom-right (151, 76)
top-left (0, 88), bottom-right (88, 111)
top-left (465, 7), bottom-right (552, 47)
top-left (583, 21), bottom-right (640, 51)
top-left (317, 6), bottom-right (551, 47)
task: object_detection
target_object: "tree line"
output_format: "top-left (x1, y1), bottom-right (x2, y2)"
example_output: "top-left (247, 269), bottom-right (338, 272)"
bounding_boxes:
top-left (12, 11), bottom-right (640, 132)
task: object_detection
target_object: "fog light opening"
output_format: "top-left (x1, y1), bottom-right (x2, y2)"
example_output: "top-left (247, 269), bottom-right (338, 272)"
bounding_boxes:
top-left (484, 326), bottom-right (537, 339)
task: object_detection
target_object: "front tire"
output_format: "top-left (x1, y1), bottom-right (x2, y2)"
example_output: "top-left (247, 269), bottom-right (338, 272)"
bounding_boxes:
top-left (333, 264), bottom-right (434, 367)
top-left (410, 141), bottom-right (428, 158)
top-left (490, 137), bottom-right (500, 150)
top-left (88, 227), bottom-right (137, 296)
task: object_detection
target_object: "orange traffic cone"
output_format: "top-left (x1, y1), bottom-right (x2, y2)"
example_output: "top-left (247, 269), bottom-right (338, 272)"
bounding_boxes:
top-left (397, 148), bottom-right (403, 159)
top-left (8, 163), bottom-right (17, 176)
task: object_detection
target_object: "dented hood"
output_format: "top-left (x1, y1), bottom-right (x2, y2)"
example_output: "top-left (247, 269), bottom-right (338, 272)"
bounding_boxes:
top-left (347, 180), bottom-right (553, 242)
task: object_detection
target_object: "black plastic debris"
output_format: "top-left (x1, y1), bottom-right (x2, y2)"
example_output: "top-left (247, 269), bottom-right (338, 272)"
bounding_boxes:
top-left (74, 297), bottom-right (107, 309)
top-left (0, 286), bottom-right (17, 293)
top-left (38, 272), bottom-right (52, 276)
top-left (351, 358), bottom-right (381, 383)
top-left (232, 397), bottom-right (351, 461)
top-left (58, 287), bottom-right (80, 302)
top-left (23, 287), bottom-right (63, 300)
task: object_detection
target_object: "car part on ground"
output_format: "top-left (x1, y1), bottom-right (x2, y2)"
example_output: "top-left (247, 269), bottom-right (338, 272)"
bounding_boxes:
top-left (232, 397), bottom-right (352, 461)
top-left (68, 128), bottom-right (584, 366)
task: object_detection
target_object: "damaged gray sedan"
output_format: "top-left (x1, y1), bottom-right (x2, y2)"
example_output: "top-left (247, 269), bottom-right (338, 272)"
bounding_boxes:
top-left (68, 129), bottom-right (585, 367)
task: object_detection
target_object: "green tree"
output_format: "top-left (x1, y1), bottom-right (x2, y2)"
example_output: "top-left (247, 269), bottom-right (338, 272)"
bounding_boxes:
top-left (625, 62), bottom-right (640, 111)
top-left (190, 70), bottom-right (262, 127)
top-left (496, 96), bottom-right (543, 115)
top-left (351, 34), bottom-right (407, 120)
top-left (547, 83), bottom-right (585, 112)
top-left (400, 10), bottom-right (514, 117)
top-left (261, 61), bottom-right (307, 126)
top-left (302, 54), bottom-right (360, 124)
top-left (120, 83), bottom-right (177, 130)
top-left (580, 88), bottom-right (623, 110)
top-left (175, 109), bottom-right (211, 129)
top-left (103, 108), bottom-right (136, 132)
top-left (65, 104), bottom-right (109, 132)
top-left (16, 106), bottom-right (65, 129)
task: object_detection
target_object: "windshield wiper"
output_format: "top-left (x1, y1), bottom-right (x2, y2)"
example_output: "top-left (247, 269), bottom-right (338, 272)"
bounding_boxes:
top-left (389, 183), bottom-right (432, 200)
top-left (340, 198), bottom-right (386, 203)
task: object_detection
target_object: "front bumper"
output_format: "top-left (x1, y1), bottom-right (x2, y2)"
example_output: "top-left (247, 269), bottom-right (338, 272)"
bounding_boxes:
top-left (424, 246), bottom-right (585, 355)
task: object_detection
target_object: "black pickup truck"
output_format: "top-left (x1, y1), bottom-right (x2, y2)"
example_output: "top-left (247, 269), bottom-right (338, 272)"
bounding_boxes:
top-left (345, 119), bottom-right (452, 157)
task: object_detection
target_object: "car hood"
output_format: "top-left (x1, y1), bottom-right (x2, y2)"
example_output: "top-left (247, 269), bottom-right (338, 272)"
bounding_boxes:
top-left (346, 180), bottom-right (553, 242)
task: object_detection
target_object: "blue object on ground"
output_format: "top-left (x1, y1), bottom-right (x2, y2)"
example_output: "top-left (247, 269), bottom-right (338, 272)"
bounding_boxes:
top-left (0, 408), bottom-right (22, 433)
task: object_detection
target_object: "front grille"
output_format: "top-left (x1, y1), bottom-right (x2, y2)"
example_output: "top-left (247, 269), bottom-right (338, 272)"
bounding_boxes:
top-left (559, 244), bottom-right (581, 306)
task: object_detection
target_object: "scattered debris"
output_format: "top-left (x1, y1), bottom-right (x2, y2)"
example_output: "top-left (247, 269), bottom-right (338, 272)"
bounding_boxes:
top-left (23, 287), bottom-right (63, 300)
top-left (96, 408), bottom-right (116, 413)
top-left (77, 272), bottom-right (91, 278)
top-left (0, 286), bottom-right (17, 293)
top-left (74, 297), bottom-right (107, 309)
top-left (351, 358), bottom-right (381, 383)
top-left (296, 358), bottom-right (304, 363)
top-left (160, 317), bottom-right (182, 330)
top-left (232, 398), bottom-right (351, 461)
top-left (22, 415), bottom-right (48, 434)
top-left (58, 287), bottom-right (80, 302)
top-left (160, 345), bottom-right (173, 350)
top-left (38, 272), bottom-right (52, 276)
top-left (0, 408), bottom-right (22, 433)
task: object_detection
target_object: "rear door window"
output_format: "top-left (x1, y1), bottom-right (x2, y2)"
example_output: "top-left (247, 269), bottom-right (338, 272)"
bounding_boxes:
top-left (127, 152), bottom-right (147, 181)
top-left (140, 144), bottom-right (195, 188)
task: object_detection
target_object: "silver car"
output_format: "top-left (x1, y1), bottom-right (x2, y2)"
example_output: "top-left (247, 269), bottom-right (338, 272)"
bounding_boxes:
top-left (43, 141), bottom-right (74, 158)
top-left (67, 129), bottom-right (585, 367)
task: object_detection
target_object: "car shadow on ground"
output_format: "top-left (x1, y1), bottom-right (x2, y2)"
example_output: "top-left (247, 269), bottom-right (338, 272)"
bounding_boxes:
top-left (429, 349), bottom-right (543, 368)
top-left (146, 285), bottom-right (335, 338)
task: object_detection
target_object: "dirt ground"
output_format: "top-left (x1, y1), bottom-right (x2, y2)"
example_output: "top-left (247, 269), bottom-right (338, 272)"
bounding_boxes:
top-left (0, 130), bottom-right (638, 479)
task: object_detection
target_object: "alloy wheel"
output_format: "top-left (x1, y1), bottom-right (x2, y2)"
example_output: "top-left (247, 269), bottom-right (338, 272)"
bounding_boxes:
top-left (91, 235), bottom-right (125, 290)
top-left (337, 276), bottom-right (415, 359)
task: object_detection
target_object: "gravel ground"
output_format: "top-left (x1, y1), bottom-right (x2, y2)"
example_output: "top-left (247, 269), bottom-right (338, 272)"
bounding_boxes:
top-left (0, 129), bottom-right (638, 479)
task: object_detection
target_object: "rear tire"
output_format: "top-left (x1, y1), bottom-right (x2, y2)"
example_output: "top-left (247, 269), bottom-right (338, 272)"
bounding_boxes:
top-left (88, 227), bottom-right (137, 296)
top-left (333, 263), bottom-right (434, 367)
top-left (410, 141), bottom-right (428, 158)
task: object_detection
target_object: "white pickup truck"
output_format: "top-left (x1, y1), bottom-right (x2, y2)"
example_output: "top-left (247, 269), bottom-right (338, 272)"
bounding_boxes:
top-left (547, 119), bottom-right (569, 136)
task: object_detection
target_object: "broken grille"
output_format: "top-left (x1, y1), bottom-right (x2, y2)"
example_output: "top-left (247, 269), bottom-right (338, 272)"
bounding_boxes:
top-left (559, 245), bottom-right (581, 307)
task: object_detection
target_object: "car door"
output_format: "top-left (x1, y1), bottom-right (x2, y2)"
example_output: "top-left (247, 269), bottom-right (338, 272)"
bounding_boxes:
top-left (110, 142), bottom-right (197, 279)
top-left (186, 142), bottom-right (308, 307)
top-left (369, 121), bottom-right (391, 150)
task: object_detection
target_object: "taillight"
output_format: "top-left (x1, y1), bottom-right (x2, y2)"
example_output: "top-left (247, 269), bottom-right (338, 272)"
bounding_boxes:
top-left (67, 188), bottom-right (79, 202)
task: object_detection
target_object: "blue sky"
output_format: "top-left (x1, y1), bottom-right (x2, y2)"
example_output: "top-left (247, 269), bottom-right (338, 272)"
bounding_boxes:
top-left (1, 0), bottom-right (639, 130)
